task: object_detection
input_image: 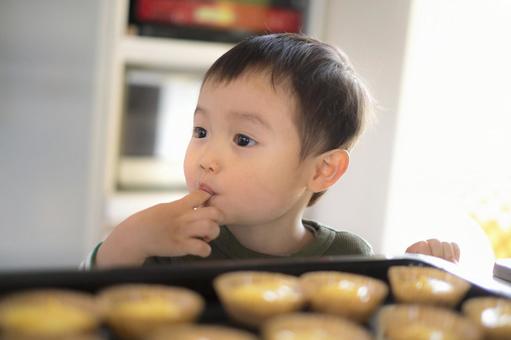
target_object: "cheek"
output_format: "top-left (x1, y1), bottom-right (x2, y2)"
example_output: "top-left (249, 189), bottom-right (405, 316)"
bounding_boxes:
top-left (183, 145), bottom-right (197, 190)
top-left (232, 164), bottom-right (289, 200)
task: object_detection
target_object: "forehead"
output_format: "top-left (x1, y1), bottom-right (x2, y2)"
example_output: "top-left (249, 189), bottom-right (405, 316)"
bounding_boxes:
top-left (198, 71), bottom-right (299, 127)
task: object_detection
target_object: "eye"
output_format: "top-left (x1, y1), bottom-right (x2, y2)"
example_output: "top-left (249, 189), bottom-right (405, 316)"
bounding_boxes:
top-left (193, 127), bottom-right (207, 139)
top-left (234, 134), bottom-right (256, 147)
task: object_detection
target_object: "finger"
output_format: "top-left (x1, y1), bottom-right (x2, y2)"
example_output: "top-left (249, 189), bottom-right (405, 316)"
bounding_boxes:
top-left (427, 239), bottom-right (443, 258)
top-left (195, 222), bottom-right (221, 243)
top-left (441, 242), bottom-right (454, 262)
top-left (183, 238), bottom-right (212, 258)
top-left (178, 190), bottom-right (211, 209)
top-left (190, 206), bottom-right (224, 224)
top-left (406, 241), bottom-right (431, 255)
top-left (452, 242), bottom-right (461, 262)
top-left (184, 220), bottom-right (221, 242)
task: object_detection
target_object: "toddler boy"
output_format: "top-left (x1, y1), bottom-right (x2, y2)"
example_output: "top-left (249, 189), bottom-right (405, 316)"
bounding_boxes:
top-left (85, 33), bottom-right (458, 268)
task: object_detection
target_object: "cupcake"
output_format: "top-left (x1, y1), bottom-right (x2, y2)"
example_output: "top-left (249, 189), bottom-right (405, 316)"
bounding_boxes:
top-left (0, 289), bottom-right (101, 339)
top-left (262, 313), bottom-right (373, 340)
top-left (213, 271), bottom-right (305, 327)
top-left (463, 297), bottom-right (511, 340)
top-left (378, 304), bottom-right (482, 340)
top-left (149, 324), bottom-right (258, 340)
top-left (388, 266), bottom-right (470, 307)
top-left (300, 271), bottom-right (388, 323)
top-left (98, 284), bottom-right (204, 339)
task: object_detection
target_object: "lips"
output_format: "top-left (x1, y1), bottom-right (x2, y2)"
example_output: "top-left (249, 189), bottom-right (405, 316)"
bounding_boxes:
top-left (199, 183), bottom-right (216, 196)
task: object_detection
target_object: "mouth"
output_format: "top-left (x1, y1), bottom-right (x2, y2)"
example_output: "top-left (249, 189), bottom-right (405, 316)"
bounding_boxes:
top-left (199, 183), bottom-right (216, 196)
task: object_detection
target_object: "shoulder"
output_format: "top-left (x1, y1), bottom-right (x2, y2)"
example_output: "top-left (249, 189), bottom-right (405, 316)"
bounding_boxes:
top-left (305, 219), bottom-right (374, 256)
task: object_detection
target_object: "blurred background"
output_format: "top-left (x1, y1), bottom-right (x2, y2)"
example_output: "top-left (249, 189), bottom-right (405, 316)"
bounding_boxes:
top-left (0, 0), bottom-right (510, 271)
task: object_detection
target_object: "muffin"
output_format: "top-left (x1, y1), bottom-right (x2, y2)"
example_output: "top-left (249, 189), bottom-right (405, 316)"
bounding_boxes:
top-left (262, 313), bottom-right (373, 340)
top-left (98, 284), bottom-right (204, 339)
top-left (377, 304), bottom-right (482, 340)
top-left (463, 297), bottom-right (511, 340)
top-left (149, 324), bottom-right (258, 340)
top-left (0, 289), bottom-right (101, 339)
top-left (388, 266), bottom-right (470, 307)
top-left (213, 271), bottom-right (305, 327)
top-left (300, 271), bottom-right (388, 323)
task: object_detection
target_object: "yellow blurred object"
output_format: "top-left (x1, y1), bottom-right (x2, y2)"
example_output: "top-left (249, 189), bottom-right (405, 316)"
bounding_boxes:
top-left (98, 284), bottom-right (204, 339)
top-left (263, 313), bottom-right (372, 340)
top-left (388, 266), bottom-right (470, 307)
top-left (112, 297), bottom-right (180, 319)
top-left (1, 299), bottom-right (95, 335)
top-left (404, 275), bottom-right (454, 294)
top-left (271, 329), bottom-right (338, 340)
top-left (463, 297), bottom-right (511, 340)
top-left (386, 323), bottom-right (458, 340)
top-left (230, 282), bottom-right (299, 306)
top-left (0, 290), bottom-right (100, 338)
top-left (214, 271), bottom-right (305, 327)
top-left (378, 304), bottom-right (482, 340)
top-left (299, 271), bottom-right (388, 323)
top-left (470, 195), bottom-right (511, 259)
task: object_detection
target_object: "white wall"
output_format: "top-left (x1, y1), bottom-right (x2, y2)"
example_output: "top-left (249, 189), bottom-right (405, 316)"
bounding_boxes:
top-left (384, 0), bottom-right (510, 268)
top-left (0, 0), bottom-right (104, 269)
top-left (307, 0), bottom-right (411, 253)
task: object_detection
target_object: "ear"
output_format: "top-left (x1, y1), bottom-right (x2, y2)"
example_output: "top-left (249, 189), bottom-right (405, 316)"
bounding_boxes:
top-left (308, 149), bottom-right (350, 193)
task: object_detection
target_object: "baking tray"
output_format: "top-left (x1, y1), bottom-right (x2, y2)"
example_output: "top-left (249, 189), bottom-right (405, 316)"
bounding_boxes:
top-left (1, 254), bottom-right (510, 338)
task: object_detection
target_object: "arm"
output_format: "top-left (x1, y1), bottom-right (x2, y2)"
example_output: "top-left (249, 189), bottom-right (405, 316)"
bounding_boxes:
top-left (95, 190), bottom-right (223, 268)
top-left (405, 239), bottom-right (461, 263)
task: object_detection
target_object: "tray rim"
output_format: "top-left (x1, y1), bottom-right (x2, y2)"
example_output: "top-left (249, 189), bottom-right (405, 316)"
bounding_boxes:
top-left (1, 254), bottom-right (510, 299)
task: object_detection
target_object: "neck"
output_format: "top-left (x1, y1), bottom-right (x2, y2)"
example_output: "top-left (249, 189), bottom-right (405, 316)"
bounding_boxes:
top-left (226, 214), bottom-right (314, 256)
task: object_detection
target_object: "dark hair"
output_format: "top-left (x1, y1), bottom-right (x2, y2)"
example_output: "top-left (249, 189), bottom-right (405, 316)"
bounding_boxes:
top-left (203, 33), bottom-right (372, 206)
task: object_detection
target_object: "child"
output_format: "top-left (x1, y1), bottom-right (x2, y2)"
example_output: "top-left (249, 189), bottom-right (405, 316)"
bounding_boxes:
top-left (85, 33), bottom-right (459, 269)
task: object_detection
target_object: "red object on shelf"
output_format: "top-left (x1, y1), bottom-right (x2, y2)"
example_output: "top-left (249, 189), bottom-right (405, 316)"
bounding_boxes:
top-left (135, 0), bottom-right (302, 33)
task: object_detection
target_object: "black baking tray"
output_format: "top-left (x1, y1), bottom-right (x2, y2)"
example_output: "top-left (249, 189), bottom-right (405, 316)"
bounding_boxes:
top-left (1, 255), bottom-right (510, 338)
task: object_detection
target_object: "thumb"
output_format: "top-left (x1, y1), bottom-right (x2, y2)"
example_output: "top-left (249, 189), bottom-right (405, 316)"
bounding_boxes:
top-left (179, 189), bottom-right (212, 209)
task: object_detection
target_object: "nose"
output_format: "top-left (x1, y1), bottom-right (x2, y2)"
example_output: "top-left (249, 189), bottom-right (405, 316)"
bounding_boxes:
top-left (199, 155), bottom-right (220, 174)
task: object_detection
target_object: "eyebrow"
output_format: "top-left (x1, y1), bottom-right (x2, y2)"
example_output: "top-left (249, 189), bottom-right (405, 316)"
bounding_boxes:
top-left (195, 106), bottom-right (271, 130)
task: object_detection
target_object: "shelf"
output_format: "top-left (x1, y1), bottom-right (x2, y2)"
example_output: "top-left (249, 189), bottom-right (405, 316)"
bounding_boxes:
top-left (119, 35), bottom-right (234, 69)
top-left (118, 157), bottom-right (186, 188)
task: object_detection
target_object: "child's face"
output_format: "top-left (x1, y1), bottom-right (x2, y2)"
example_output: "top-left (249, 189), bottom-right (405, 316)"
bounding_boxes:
top-left (183, 71), bottom-right (316, 225)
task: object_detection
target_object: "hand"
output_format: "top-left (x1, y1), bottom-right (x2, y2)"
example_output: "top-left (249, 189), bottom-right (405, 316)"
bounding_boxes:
top-left (96, 190), bottom-right (223, 268)
top-left (405, 239), bottom-right (460, 263)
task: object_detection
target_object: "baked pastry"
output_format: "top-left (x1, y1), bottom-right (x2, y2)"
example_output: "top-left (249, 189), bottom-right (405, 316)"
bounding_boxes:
top-left (0, 335), bottom-right (106, 340)
top-left (388, 266), bottom-right (470, 307)
top-left (213, 271), bottom-right (305, 327)
top-left (98, 284), bottom-right (204, 339)
top-left (300, 271), bottom-right (388, 322)
top-left (0, 289), bottom-right (100, 339)
top-left (149, 324), bottom-right (258, 340)
top-left (463, 297), bottom-right (511, 340)
top-left (377, 304), bottom-right (482, 340)
top-left (262, 312), bottom-right (373, 340)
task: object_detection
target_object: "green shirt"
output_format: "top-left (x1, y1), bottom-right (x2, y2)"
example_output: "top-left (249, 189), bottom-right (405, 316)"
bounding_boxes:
top-left (144, 219), bottom-right (373, 265)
